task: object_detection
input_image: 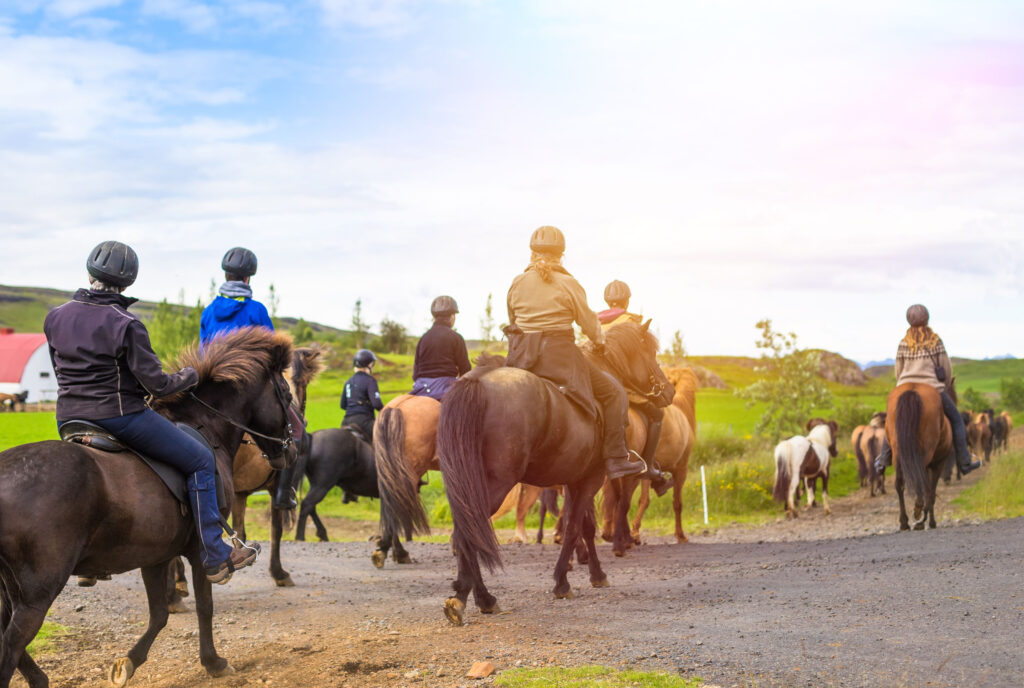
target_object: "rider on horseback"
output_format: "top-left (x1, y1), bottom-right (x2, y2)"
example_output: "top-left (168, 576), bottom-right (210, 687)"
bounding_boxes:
top-left (200, 247), bottom-right (274, 347)
top-left (598, 280), bottom-right (672, 496)
top-left (44, 241), bottom-right (260, 584)
top-left (411, 295), bottom-right (471, 401)
top-left (505, 226), bottom-right (655, 481)
top-left (341, 349), bottom-right (383, 441)
top-left (874, 304), bottom-right (981, 475)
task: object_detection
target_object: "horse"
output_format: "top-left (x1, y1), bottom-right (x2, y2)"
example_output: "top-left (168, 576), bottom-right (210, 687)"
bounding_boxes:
top-left (428, 320), bottom-right (673, 625)
top-left (600, 366), bottom-right (697, 555)
top-left (492, 484), bottom-right (563, 544)
top-left (986, 409), bottom-right (1009, 455)
top-left (1000, 411), bottom-right (1014, 437)
top-left (772, 420), bottom-right (838, 518)
top-left (968, 412), bottom-right (992, 464)
top-left (851, 424), bottom-right (867, 487)
top-left (885, 383), bottom-right (952, 531)
top-left (0, 391), bottom-right (27, 412)
top-left (0, 327), bottom-right (297, 688)
top-left (855, 412), bottom-right (887, 496)
top-left (293, 427), bottom-right (381, 543)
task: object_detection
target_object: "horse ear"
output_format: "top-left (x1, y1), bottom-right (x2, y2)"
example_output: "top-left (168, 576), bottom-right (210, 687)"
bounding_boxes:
top-left (641, 319), bottom-right (652, 333)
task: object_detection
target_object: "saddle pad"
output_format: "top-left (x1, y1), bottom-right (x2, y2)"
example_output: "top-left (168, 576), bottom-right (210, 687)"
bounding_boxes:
top-left (59, 419), bottom-right (219, 505)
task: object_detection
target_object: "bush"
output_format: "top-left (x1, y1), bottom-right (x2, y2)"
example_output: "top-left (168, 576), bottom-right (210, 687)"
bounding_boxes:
top-left (833, 398), bottom-right (877, 432)
top-left (1000, 377), bottom-right (1024, 412)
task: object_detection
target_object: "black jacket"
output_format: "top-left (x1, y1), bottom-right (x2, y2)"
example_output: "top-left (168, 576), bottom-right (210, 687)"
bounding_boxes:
top-left (413, 323), bottom-right (472, 379)
top-left (44, 289), bottom-right (198, 422)
top-left (341, 370), bottom-right (383, 418)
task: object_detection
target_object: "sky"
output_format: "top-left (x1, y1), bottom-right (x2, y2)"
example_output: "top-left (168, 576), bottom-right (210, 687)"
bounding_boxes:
top-left (1, 0), bottom-right (1022, 363)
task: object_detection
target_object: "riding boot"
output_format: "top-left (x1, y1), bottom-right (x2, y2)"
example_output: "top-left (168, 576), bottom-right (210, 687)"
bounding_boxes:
top-left (873, 439), bottom-right (891, 475)
top-left (273, 464), bottom-right (297, 509)
top-left (640, 419), bottom-right (671, 497)
top-left (941, 391), bottom-right (981, 474)
top-left (605, 451), bottom-right (645, 480)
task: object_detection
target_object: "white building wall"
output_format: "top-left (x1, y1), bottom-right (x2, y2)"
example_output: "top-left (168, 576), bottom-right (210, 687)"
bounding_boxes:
top-left (20, 343), bottom-right (58, 402)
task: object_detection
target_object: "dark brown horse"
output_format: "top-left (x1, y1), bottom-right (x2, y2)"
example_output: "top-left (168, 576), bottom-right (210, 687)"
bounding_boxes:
top-left (0, 328), bottom-right (296, 688)
top-left (429, 320), bottom-right (673, 625)
top-left (885, 383), bottom-right (952, 531)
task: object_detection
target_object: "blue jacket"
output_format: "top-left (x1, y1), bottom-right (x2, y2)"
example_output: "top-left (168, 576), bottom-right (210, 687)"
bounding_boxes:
top-left (200, 295), bottom-right (274, 346)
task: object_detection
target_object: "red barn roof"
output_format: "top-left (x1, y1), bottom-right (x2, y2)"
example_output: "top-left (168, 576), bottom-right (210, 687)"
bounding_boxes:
top-left (0, 332), bottom-right (48, 383)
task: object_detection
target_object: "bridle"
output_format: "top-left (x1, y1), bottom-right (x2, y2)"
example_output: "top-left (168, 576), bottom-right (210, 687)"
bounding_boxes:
top-left (642, 374), bottom-right (667, 400)
top-left (189, 372), bottom-right (297, 458)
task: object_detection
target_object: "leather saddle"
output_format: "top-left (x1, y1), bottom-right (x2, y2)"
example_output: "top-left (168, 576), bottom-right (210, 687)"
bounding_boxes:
top-left (59, 419), bottom-right (223, 506)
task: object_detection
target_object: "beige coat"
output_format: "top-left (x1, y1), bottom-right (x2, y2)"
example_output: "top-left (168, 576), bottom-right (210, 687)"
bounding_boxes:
top-left (507, 267), bottom-right (605, 345)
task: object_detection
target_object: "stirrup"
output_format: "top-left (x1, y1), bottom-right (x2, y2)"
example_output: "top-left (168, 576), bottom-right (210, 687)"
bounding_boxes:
top-left (627, 450), bottom-right (649, 473)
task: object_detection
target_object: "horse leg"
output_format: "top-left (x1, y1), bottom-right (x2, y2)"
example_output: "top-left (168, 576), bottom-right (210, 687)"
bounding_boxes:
top-left (895, 464), bottom-right (910, 531)
top-left (444, 532), bottom-right (480, 625)
top-left (372, 521), bottom-right (392, 569)
top-left (0, 595), bottom-right (52, 688)
top-left (599, 477), bottom-right (614, 542)
top-left (108, 563), bottom-right (172, 687)
top-left (630, 480), bottom-right (651, 544)
top-left (805, 477), bottom-right (817, 509)
top-left (536, 500), bottom-right (548, 544)
top-left (581, 497), bottom-right (609, 588)
top-left (787, 474), bottom-right (799, 518)
top-left (927, 462), bottom-right (943, 529)
top-left (268, 502), bottom-right (293, 587)
top-left (513, 486), bottom-right (531, 544)
top-left (392, 532), bottom-right (413, 564)
top-left (672, 472), bottom-right (687, 543)
top-left (295, 482), bottom-right (330, 542)
top-left (553, 485), bottom-right (589, 599)
top-left (166, 559), bottom-right (188, 614)
top-left (613, 477), bottom-right (638, 557)
top-left (231, 493), bottom-right (247, 542)
top-left (821, 472), bottom-right (831, 515)
top-left (186, 553), bottom-right (233, 678)
top-left (311, 507), bottom-right (329, 542)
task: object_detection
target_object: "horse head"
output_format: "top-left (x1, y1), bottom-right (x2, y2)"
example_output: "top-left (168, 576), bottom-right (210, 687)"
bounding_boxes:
top-left (807, 418), bottom-right (839, 458)
top-left (600, 319), bottom-right (674, 407)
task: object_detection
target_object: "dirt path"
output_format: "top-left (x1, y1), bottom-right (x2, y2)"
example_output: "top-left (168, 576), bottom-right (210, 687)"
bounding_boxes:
top-left (20, 462), bottom-right (1024, 688)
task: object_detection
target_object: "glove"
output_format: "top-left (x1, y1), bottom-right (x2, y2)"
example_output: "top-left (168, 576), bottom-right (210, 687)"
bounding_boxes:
top-left (179, 366), bottom-right (200, 391)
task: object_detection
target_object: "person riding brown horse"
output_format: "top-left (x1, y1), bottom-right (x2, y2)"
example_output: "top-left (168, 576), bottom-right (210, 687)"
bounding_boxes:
top-left (505, 226), bottom-right (664, 481)
top-left (598, 279), bottom-right (671, 496)
top-left (874, 304), bottom-right (980, 476)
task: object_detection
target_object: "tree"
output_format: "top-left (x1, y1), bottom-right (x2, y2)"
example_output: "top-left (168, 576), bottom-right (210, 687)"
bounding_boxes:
top-left (148, 291), bottom-right (202, 364)
top-left (737, 319), bottom-right (833, 441)
top-left (351, 298), bottom-right (369, 348)
top-left (267, 283), bottom-right (280, 327)
top-left (664, 330), bottom-right (686, 366)
top-left (960, 386), bottom-right (988, 412)
top-left (480, 292), bottom-right (496, 347)
top-left (379, 317), bottom-right (408, 354)
top-left (291, 318), bottom-right (315, 346)
top-left (999, 377), bottom-right (1024, 412)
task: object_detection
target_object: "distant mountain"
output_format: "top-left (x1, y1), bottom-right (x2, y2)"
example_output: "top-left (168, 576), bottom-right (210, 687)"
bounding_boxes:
top-left (984, 354), bottom-right (1017, 360)
top-left (860, 358), bottom-right (894, 370)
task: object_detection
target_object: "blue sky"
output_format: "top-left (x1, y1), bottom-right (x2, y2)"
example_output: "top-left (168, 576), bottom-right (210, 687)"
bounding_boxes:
top-left (2, 1), bottom-right (1023, 361)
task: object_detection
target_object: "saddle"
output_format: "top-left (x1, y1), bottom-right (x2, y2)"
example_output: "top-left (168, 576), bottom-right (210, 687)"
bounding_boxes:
top-left (59, 419), bottom-right (224, 506)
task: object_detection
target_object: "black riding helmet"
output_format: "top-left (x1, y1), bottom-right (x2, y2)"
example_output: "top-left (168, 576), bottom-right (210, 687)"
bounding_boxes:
top-left (221, 247), bottom-right (258, 278)
top-left (87, 240), bottom-right (138, 288)
top-left (354, 349), bottom-right (377, 368)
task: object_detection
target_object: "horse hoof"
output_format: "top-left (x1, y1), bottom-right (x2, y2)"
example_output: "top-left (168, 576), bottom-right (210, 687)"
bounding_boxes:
top-left (395, 553), bottom-right (414, 565)
top-left (295, 534), bottom-right (306, 542)
top-left (591, 577), bottom-right (610, 588)
top-left (600, 532), bottom-right (612, 543)
top-left (480, 602), bottom-right (501, 614)
top-left (168, 598), bottom-right (188, 614)
top-left (274, 575), bottom-right (295, 588)
top-left (554, 588), bottom-right (576, 600)
top-left (613, 549), bottom-right (626, 558)
top-left (371, 550), bottom-right (386, 569)
top-left (824, 509), bottom-right (832, 516)
top-left (78, 576), bottom-right (97, 587)
top-left (675, 535), bottom-right (689, 544)
top-left (108, 657), bottom-right (135, 687)
top-left (900, 523), bottom-right (910, 531)
top-left (913, 522), bottom-right (925, 531)
top-left (175, 581), bottom-right (190, 598)
top-left (444, 598), bottom-right (466, 626)
top-left (207, 662), bottom-right (236, 678)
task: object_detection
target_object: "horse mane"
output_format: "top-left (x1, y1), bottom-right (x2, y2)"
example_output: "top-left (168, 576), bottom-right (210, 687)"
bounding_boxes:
top-left (475, 351), bottom-right (507, 368)
top-left (593, 321), bottom-right (659, 381)
top-left (869, 412), bottom-right (886, 428)
top-left (807, 422), bottom-right (833, 446)
top-left (155, 327), bottom-right (294, 408)
top-left (290, 345), bottom-right (325, 390)
top-left (662, 366), bottom-right (697, 431)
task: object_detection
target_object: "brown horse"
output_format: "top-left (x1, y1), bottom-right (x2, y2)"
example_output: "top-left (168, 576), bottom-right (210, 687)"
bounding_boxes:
top-left (492, 484), bottom-right (563, 544)
top-left (885, 383), bottom-right (952, 531)
top-left (851, 424), bottom-right (867, 486)
top-left (427, 320), bottom-right (673, 625)
top-left (968, 412), bottom-right (992, 464)
top-left (855, 412), bottom-right (887, 496)
top-left (0, 328), bottom-right (296, 688)
top-left (0, 391), bottom-right (28, 412)
top-left (600, 366), bottom-right (697, 555)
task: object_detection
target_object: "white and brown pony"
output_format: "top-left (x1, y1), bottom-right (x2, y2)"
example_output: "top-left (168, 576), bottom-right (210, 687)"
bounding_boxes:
top-left (772, 419), bottom-right (838, 518)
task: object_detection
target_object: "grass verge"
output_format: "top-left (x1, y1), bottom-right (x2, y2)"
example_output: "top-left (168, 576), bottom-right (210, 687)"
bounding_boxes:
top-left (26, 620), bottom-right (68, 655)
top-left (494, 665), bottom-right (702, 687)
top-left (953, 448), bottom-right (1024, 519)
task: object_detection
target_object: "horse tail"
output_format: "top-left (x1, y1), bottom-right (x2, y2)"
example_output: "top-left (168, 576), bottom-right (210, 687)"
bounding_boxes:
top-left (866, 434), bottom-right (880, 474)
top-left (772, 442), bottom-right (791, 502)
top-left (437, 376), bottom-right (502, 572)
top-left (853, 429), bottom-right (866, 481)
top-left (541, 487), bottom-right (561, 517)
top-left (375, 406), bottom-right (430, 539)
top-left (895, 390), bottom-right (928, 500)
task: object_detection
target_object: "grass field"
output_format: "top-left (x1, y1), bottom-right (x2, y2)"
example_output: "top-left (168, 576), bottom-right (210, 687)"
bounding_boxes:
top-left (953, 447), bottom-right (1024, 519)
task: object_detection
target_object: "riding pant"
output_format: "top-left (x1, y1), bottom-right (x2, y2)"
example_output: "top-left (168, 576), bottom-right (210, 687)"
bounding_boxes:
top-left (94, 409), bottom-right (233, 569)
top-left (410, 376), bottom-right (457, 401)
top-left (588, 364), bottom-right (631, 463)
top-left (875, 390), bottom-right (969, 469)
top-left (342, 412), bottom-right (375, 443)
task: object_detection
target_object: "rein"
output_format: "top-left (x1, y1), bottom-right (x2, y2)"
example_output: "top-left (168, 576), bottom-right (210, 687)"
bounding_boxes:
top-left (188, 373), bottom-right (294, 451)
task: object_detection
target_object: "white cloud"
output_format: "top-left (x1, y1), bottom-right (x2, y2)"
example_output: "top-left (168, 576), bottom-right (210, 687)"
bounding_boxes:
top-left (44, 0), bottom-right (125, 19)
top-left (140, 0), bottom-right (217, 33)
top-left (318, 0), bottom-right (415, 33)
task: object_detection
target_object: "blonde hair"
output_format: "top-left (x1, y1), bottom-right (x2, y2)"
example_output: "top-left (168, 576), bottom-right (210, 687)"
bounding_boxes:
top-left (528, 250), bottom-right (563, 283)
top-left (902, 326), bottom-right (940, 352)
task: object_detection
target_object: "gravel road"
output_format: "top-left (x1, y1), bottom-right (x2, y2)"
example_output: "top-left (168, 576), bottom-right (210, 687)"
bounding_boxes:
top-left (19, 464), bottom-right (1024, 688)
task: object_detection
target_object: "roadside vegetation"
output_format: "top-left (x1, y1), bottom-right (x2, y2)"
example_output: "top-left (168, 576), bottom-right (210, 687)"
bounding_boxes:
top-left (494, 665), bottom-right (702, 688)
top-left (954, 448), bottom-right (1024, 519)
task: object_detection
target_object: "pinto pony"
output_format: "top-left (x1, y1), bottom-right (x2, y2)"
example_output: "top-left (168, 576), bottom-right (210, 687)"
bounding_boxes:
top-left (885, 383), bottom-right (952, 531)
top-left (772, 420), bottom-right (838, 518)
top-left (432, 320), bottom-right (673, 625)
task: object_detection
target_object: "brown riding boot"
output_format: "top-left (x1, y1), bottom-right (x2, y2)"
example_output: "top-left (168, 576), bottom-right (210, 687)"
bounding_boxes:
top-left (205, 542), bottom-right (261, 585)
top-left (605, 451), bottom-right (646, 479)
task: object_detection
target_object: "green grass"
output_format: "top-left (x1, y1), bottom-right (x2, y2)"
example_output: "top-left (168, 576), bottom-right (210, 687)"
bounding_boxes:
top-left (953, 359), bottom-right (1024, 394)
top-left (0, 412), bottom-right (57, 452)
top-left (953, 449), bottom-right (1024, 519)
top-left (495, 665), bottom-right (702, 688)
top-left (25, 620), bottom-right (68, 655)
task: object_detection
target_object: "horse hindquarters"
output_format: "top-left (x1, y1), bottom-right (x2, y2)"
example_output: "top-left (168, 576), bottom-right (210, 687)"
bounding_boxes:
top-left (893, 389), bottom-right (929, 530)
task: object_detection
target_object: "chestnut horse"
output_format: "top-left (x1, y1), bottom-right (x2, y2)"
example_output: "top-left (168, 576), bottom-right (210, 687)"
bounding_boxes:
top-left (600, 366), bottom-right (697, 555)
top-left (432, 320), bottom-right (673, 625)
top-left (885, 383), bottom-right (952, 530)
top-left (0, 328), bottom-right (296, 688)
